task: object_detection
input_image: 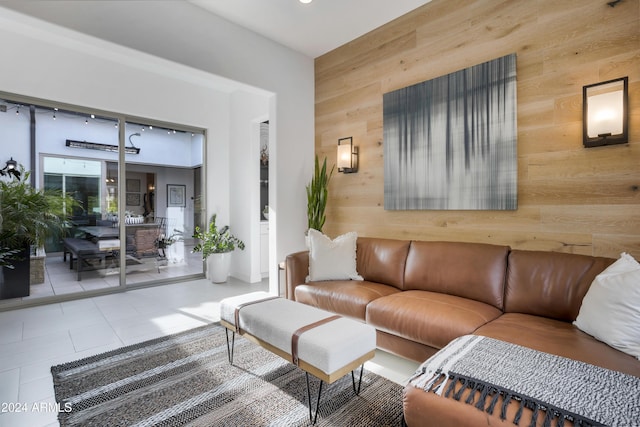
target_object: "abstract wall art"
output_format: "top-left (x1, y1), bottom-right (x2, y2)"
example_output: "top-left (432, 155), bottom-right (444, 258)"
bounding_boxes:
top-left (383, 53), bottom-right (518, 210)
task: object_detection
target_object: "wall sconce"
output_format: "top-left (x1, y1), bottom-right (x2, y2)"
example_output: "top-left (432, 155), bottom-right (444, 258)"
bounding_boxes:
top-left (0, 157), bottom-right (20, 179)
top-left (583, 77), bottom-right (628, 148)
top-left (337, 137), bottom-right (358, 173)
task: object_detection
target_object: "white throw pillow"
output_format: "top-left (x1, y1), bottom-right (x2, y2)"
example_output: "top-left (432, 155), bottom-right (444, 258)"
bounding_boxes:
top-left (574, 253), bottom-right (640, 360)
top-left (597, 252), bottom-right (640, 276)
top-left (306, 229), bottom-right (363, 282)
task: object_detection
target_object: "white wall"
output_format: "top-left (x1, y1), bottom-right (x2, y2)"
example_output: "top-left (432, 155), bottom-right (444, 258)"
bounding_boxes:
top-left (0, 104), bottom-right (31, 169)
top-left (229, 91), bottom-right (269, 283)
top-left (0, 6), bottom-right (314, 292)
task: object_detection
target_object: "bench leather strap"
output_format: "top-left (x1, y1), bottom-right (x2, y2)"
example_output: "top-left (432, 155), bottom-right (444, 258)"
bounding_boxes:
top-left (291, 315), bottom-right (341, 366)
top-left (233, 296), bottom-right (280, 334)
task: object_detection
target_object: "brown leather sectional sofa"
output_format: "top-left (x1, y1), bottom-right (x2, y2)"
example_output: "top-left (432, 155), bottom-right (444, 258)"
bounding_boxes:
top-left (285, 237), bottom-right (640, 426)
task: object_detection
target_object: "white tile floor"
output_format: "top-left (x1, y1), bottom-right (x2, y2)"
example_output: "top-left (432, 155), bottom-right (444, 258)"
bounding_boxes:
top-left (0, 278), bottom-right (419, 427)
top-left (0, 246), bottom-right (204, 308)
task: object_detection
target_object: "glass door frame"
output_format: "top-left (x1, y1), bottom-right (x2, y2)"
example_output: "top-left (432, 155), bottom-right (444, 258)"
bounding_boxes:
top-left (0, 89), bottom-right (207, 308)
top-left (116, 117), bottom-right (207, 288)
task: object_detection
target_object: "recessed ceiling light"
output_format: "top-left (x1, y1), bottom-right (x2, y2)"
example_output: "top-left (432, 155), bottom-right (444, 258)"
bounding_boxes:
top-left (299, 0), bottom-right (312, 4)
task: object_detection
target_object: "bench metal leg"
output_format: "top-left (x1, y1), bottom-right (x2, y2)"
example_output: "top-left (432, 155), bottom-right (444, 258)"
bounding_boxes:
top-left (351, 364), bottom-right (365, 395)
top-left (225, 328), bottom-right (235, 365)
top-left (304, 364), bottom-right (363, 424)
top-left (305, 372), bottom-right (323, 425)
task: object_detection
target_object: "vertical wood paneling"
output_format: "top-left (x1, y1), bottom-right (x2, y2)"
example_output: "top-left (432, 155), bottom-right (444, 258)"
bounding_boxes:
top-left (315, 0), bottom-right (640, 259)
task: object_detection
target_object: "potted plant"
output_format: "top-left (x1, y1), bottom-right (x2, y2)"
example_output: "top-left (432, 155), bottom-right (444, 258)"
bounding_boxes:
top-left (0, 168), bottom-right (76, 298)
top-left (192, 214), bottom-right (245, 283)
top-left (306, 155), bottom-right (334, 234)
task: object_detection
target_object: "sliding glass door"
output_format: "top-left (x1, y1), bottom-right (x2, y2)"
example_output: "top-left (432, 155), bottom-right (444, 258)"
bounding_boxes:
top-left (0, 92), bottom-right (205, 305)
top-left (121, 122), bottom-right (204, 286)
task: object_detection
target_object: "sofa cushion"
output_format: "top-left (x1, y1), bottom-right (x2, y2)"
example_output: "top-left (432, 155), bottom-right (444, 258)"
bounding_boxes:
top-left (356, 237), bottom-right (410, 290)
top-left (403, 241), bottom-right (509, 309)
top-left (307, 229), bottom-right (363, 281)
top-left (295, 280), bottom-right (400, 321)
top-left (475, 313), bottom-right (640, 377)
top-left (504, 250), bottom-right (615, 322)
top-left (366, 290), bottom-right (502, 349)
top-left (574, 254), bottom-right (640, 360)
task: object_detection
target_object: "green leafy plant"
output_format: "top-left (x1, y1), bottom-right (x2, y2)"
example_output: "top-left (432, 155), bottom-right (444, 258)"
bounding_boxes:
top-left (0, 203), bottom-right (9, 268)
top-left (192, 214), bottom-right (245, 258)
top-left (0, 168), bottom-right (79, 254)
top-left (306, 155), bottom-right (334, 232)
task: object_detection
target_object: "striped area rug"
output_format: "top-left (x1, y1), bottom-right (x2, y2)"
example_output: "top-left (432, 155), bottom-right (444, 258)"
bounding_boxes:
top-left (51, 323), bottom-right (403, 426)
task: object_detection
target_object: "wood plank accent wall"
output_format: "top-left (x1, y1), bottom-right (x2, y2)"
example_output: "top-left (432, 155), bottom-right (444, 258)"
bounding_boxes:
top-left (315, 0), bottom-right (640, 259)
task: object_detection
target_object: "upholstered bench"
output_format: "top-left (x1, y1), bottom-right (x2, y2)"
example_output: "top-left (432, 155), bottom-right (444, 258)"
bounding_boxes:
top-left (220, 291), bottom-right (376, 424)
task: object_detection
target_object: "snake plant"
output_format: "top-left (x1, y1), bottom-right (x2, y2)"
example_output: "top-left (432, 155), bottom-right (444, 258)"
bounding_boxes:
top-left (306, 155), bottom-right (334, 232)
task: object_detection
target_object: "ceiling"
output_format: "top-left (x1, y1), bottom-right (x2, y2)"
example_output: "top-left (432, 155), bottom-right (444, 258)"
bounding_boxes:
top-left (189, 0), bottom-right (432, 58)
top-left (1, 0), bottom-right (432, 59)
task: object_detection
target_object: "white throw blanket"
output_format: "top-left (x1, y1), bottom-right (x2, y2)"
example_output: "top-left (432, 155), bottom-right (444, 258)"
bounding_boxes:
top-left (409, 335), bottom-right (640, 427)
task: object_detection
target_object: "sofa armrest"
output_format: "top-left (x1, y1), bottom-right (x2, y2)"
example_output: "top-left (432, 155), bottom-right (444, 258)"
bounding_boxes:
top-left (285, 250), bottom-right (309, 301)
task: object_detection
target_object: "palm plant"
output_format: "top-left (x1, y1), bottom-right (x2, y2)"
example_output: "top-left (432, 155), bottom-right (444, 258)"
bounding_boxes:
top-left (306, 155), bottom-right (334, 232)
top-left (0, 208), bottom-right (17, 268)
top-left (0, 168), bottom-right (78, 257)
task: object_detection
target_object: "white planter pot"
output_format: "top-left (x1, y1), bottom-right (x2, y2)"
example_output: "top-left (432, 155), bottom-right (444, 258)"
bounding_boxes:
top-left (207, 252), bottom-right (231, 283)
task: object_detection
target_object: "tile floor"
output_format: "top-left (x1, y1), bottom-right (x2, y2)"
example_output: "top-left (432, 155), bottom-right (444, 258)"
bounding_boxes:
top-left (0, 278), bottom-right (419, 427)
top-left (0, 245), bottom-right (204, 308)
